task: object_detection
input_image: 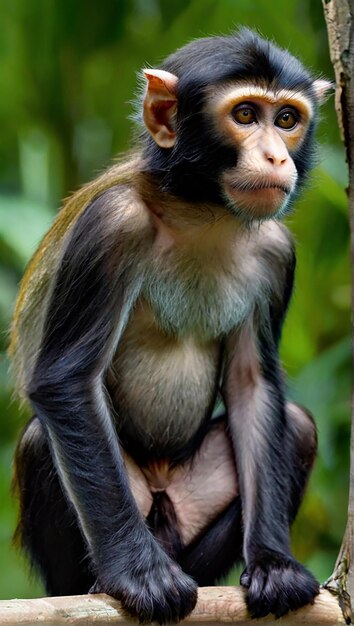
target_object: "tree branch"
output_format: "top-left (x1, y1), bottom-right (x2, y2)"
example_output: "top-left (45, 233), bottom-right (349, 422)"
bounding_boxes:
top-left (0, 588), bottom-right (347, 626)
top-left (322, 1), bottom-right (354, 623)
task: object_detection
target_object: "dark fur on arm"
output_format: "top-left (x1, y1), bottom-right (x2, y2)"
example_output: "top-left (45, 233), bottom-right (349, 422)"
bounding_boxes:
top-left (224, 250), bottom-right (318, 618)
top-left (28, 188), bottom-right (197, 624)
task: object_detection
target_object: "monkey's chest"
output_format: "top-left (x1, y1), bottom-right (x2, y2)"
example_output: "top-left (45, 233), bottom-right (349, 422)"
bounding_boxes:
top-left (109, 311), bottom-right (221, 452)
top-left (142, 251), bottom-right (260, 340)
top-left (109, 249), bottom-right (262, 452)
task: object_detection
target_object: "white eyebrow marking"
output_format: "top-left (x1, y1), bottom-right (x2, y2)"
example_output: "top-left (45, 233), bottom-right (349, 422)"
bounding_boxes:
top-left (205, 83), bottom-right (314, 119)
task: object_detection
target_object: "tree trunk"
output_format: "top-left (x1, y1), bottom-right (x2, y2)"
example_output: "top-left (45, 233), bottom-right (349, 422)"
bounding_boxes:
top-left (322, 1), bottom-right (354, 623)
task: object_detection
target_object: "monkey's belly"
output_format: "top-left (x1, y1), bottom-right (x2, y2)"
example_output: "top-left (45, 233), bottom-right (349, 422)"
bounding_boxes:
top-left (122, 421), bottom-right (239, 545)
top-left (109, 330), bottom-right (220, 452)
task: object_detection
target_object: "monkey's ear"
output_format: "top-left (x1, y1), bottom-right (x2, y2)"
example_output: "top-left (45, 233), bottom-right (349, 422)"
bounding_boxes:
top-left (313, 79), bottom-right (334, 104)
top-left (143, 69), bottom-right (178, 148)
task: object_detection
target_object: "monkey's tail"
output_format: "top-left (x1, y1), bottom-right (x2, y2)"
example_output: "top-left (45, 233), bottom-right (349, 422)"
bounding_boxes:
top-left (146, 491), bottom-right (183, 558)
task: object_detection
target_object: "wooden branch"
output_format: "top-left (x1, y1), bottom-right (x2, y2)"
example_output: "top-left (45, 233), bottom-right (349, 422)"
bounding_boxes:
top-left (322, 2), bottom-right (354, 619)
top-left (0, 588), bottom-right (346, 626)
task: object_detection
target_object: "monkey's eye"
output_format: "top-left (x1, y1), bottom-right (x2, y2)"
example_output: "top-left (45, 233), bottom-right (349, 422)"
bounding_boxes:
top-left (274, 108), bottom-right (299, 130)
top-left (232, 104), bottom-right (257, 125)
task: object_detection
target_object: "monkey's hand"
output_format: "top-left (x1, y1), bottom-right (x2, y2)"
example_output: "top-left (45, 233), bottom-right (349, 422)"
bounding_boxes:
top-left (90, 543), bottom-right (198, 624)
top-left (240, 549), bottom-right (319, 618)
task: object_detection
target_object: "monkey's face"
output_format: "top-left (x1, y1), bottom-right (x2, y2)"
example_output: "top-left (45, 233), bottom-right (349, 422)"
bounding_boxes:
top-left (205, 84), bottom-right (314, 219)
top-left (142, 69), bottom-right (330, 217)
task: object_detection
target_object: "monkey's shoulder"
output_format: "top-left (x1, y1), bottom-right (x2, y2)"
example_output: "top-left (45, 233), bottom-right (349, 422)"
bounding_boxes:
top-left (9, 159), bottom-right (148, 394)
top-left (255, 220), bottom-right (295, 263)
top-left (13, 161), bottom-right (149, 316)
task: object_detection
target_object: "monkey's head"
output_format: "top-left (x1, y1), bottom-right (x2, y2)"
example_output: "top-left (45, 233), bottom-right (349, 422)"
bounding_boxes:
top-left (141, 29), bottom-right (331, 221)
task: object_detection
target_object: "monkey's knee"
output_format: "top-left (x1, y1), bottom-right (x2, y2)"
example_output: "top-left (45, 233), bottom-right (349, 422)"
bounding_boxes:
top-left (13, 417), bottom-right (50, 543)
top-left (286, 401), bottom-right (317, 469)
top-left (13, 417), bottom-right (48, 496)
top-left (14, 418), bottom-right (92, 595)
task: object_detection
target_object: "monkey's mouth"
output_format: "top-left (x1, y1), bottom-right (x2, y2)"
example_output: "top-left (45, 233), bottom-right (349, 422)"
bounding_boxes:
top-left (228, 181), bottom-right (291, 195)
top-left (224, 180), bottom-right (292, 217)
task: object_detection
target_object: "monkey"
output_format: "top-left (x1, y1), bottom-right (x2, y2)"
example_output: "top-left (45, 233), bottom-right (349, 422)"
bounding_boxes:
top-left (10, 29), bottom-right (331, 623)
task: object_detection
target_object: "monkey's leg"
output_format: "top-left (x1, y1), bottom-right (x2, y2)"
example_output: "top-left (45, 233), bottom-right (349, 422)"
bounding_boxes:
top-left (14, 405), bottom-right (316, 599)
top-left (225, 309), bottom-right (320, 619)
top-left (285, 401), bottom-right (317, 523)
top-left (127, 419), bottom-right (240, 583)
top-left (13, 417), bottom-right (94, 595)
top-left (178, 498), bottom-right (243, 585)
top-left (238, 400), bottom-right (318, 618)
top-left (179, 402), bottom-right (316, 586)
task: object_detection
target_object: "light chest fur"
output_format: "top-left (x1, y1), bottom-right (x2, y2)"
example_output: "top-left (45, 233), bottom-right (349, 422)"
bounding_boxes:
top-left (144, 207), bottom-right (272, 341)
top-left (143, 224), bottom-right (265, 341)
top-left (110, 208), bottom-right (292, 452)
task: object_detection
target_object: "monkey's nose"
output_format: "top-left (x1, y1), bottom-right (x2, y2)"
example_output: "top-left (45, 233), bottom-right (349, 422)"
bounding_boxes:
top-left (264, 152), bottom-right (288, 167)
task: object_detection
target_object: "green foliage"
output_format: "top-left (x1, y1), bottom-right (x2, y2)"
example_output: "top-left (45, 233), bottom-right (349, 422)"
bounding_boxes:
top-left (0, 0), bottom-right (350, 599)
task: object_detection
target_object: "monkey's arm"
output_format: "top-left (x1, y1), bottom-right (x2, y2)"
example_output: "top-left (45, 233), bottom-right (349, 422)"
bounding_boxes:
top-left (224, 247), bottom-right (319, 618)
top-left (27, 188), bottom-right (197, 623)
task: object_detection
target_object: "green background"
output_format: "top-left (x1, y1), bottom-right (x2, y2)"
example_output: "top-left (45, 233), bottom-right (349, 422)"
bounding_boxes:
top-left (0, 0), bottom-right (350, 599)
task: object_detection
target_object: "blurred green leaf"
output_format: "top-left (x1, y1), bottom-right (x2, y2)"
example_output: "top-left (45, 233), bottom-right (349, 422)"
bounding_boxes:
top-left (0, 195), bottom-right (53, 267)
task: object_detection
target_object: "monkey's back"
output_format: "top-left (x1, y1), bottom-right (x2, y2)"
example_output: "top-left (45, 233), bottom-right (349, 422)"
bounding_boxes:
top-left (9, 156), bottom-right (141, 399)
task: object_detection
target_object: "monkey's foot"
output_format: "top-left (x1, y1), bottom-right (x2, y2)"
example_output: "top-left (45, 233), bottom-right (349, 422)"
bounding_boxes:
top-left (90, 554), bottom-right (197, 624)
top-left (240, 549), bottom-right (319, 618)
